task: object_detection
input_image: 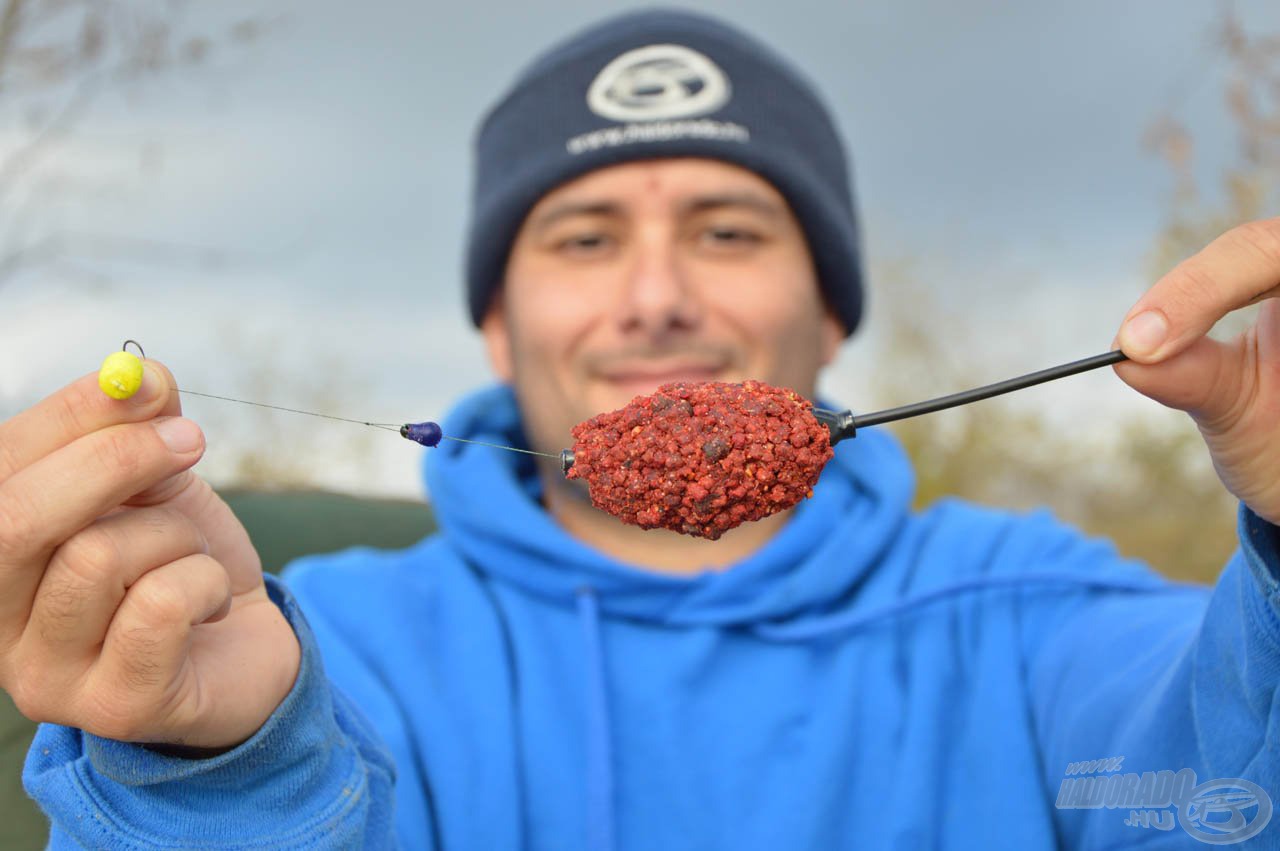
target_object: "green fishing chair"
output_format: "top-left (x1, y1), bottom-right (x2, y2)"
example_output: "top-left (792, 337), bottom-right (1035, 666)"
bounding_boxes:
top-left (0, 490), bottom-right (436, 850)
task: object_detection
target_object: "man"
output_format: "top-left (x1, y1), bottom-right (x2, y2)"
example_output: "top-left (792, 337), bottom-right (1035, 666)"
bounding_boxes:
top-left (4, 9), bottom-right (1280, 849)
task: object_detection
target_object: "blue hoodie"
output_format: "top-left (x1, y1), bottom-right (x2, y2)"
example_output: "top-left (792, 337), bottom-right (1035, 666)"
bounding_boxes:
top-left (23, 384), bottom-right (1280, 849)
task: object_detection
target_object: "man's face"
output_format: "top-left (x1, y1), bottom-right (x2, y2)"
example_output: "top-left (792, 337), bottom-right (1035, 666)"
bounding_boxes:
top-left (482, 157), bottom-right (844, 456)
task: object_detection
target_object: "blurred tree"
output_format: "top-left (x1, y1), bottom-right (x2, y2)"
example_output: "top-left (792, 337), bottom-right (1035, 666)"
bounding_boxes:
top-left (213, 333), bottom-right (380, 492)
top-left (1144, 2), bottom-right (1279, 285)
top-left (871, 266), bottom-right (1237, 584)
top-left (872, 3), bottom-right (1277, 582)
top-left (0, 0), bottom-right (273, 287)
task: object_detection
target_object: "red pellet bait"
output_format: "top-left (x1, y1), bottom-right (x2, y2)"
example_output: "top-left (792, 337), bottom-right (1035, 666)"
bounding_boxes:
top-left (566, 380), bottom-right (833, 540)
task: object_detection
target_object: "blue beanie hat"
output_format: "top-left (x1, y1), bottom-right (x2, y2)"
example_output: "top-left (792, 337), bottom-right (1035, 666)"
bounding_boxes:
top-left (466, 8), bottom-right (864, 336)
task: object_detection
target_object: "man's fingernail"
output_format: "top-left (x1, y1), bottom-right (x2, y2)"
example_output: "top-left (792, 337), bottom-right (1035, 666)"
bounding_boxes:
top-left (154, 417), bottom-right (202, 454)
top-left (133, 364), bottom-right (166, 405)
top-left (1119, 310), bottom-right (1169, 357)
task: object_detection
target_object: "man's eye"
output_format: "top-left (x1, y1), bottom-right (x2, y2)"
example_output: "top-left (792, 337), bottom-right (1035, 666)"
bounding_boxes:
top-left (556, 233), bottom-right (613, 253)
top-left (702, 226), bottom-right (761, 246)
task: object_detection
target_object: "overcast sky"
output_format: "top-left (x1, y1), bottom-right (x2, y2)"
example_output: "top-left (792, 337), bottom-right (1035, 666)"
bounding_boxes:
top-left (1, 0), bottom-right (1276, 498)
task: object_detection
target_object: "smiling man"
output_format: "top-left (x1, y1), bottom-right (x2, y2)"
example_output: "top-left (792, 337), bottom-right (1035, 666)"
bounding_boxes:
top-left (7, 9), bottom-right (1280, 850)
top-left (487, 158), bottom-right (843, 570)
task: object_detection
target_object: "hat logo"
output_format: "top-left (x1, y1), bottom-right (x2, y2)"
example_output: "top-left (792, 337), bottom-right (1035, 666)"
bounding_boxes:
top-left (586, 44), bottom-right (731, 122)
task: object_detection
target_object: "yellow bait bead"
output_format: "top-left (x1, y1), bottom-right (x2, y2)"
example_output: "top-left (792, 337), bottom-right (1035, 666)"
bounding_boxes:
top-left (98, 351), bottom-right (145, 400)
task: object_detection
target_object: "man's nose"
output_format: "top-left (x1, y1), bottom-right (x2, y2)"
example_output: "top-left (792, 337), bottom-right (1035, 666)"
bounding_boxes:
top-left (614, 234), bottom-right (703, 337)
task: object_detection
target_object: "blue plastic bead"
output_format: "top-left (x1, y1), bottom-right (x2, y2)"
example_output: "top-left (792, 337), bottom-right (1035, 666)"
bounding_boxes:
top-left (400, 421), bottom-right (443, 448)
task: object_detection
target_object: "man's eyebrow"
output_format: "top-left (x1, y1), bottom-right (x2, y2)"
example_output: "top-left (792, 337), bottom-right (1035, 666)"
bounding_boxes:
top-left (681, 192), bottom-right (786, 219)
top-left (527, 201), bottom-right (621, 233)
top-left (526, 191), bottom-right (787, 233)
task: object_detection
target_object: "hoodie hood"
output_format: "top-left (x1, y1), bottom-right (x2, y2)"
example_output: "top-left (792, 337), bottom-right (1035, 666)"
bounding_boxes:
top-left (425, 384), bottom-right (915, 628)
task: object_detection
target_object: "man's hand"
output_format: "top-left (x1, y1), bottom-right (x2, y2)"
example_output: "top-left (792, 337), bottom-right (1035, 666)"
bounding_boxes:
top-left (1114, 216), bottom-right (1280, 527)
top-left (0, 361), bottom-right (300, 750)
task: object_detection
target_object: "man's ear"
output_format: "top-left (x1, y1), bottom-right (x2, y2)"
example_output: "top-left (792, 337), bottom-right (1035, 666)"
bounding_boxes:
top-left (480, 291), bottom-right (514, 382)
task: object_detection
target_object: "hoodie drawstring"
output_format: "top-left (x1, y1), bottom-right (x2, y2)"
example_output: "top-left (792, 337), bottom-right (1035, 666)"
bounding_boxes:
top-left (576, 587), bottom-right (616, 851)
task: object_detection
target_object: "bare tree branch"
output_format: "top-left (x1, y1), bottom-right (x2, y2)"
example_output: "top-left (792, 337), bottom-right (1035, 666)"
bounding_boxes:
top-left (0, 1), bottom-right (274, 288)
top-left (0, 0), bottom-right (26, 85)
top-left (0, 68), bottom-right (103, 206)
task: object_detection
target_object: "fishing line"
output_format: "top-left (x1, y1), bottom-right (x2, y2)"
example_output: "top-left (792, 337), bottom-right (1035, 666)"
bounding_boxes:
top-left (114, 340), bottom-right (561, 460)
top-left (174, 388), bottom-right (403, 433)
top-left (437, 436), bottom-right (563, 458)
top-left (174, 388), bottom-right (563, 460)
top-left (108, 340), bottom-right (1130, 472)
